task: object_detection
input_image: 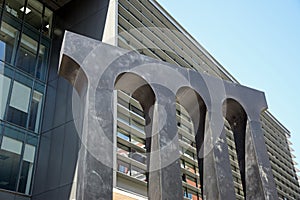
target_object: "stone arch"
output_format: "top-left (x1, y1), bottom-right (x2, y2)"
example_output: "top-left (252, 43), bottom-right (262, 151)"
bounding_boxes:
top-left (176, 86), bottom-right (207, 199)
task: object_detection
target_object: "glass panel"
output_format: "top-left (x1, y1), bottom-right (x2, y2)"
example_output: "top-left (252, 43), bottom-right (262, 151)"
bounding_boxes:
top-left (28, 90), bottom-right (43, 132)
top-left (131, 119), bottom-right (144, 131)
top-left (16, 33), bottom-right (38, 76)
top-left (0, 74), bottom-right (11, 119)
top-left (184, 150), bottom-right (194, 159)
top-left (131, 135), bottom-right (145, 149)
top-left (42, 7), bottom-right (53, 37)
top-left (117, 127), bottom-right (130, 141)
top-left (7, 81), bottom-right (31, 127)
top-left (131, 148), bottom-right (146, 164)
top-left (117, 159), bottom-right (130, 175)
top-left (117, 143), bottom-right (129, 157)
top-left (0, 136), bottom-right (22, 191)
top-left (186, 189), bottom-right (198, 200)
top-left (0, 21), bottom-right (19, 64)
top-left (24, 0), bottom-right (43, 30)
top-left (18, 144), bottom-right (35, 194)
top-left (130, 104), bottom-right (143, 117)
top-left (186, 175), bottom-right (197, 187)
top-left (117, 97), bottom-right (128, 108)
top-left (117, 112), bottom-right (129, 124)
top-left (36, 43), bottom-right (48, 81)
top-left (3, 0), bottom-right (26, 21)
top-left (185, 162), bottom-right (196, 174)
top-left (9, 81), bottom-right (31, 113)
top-left (131, 166), bottom-right (146, 181)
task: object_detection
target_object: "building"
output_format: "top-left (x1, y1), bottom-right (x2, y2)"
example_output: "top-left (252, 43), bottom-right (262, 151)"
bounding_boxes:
top-left (0, 0), bottom-right (299, 200)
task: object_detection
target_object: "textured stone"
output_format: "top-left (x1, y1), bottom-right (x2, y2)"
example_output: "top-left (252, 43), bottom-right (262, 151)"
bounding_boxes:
top-left (58, 31), bottom-right (278, 200)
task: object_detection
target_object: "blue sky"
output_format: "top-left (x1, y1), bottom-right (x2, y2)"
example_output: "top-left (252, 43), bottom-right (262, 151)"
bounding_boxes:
top-left (157, 0), bottom-right (300, 173)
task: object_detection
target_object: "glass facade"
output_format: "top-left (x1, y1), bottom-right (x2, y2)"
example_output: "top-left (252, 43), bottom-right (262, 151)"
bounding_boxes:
top-left (0, 0), bottom-right (52, 195)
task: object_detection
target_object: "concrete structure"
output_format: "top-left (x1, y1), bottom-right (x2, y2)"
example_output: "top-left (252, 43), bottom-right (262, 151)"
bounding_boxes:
top-left (0, 0), bottom-right (299, 200)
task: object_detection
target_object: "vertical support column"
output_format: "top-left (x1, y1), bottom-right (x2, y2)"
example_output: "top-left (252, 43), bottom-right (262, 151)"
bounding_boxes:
top-left (76, 87), bottom-right (114, 200)
top-left (245, 119), bottom-right (278, 200)
top-left (148, 85), bottom-right (183, 200)
top-left (203, 111), bottom-right (236, 200)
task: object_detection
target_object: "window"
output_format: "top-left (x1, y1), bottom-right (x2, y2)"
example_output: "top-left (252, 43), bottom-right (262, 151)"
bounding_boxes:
top-left (186, 175), bottom-right (197, 187)
top-left (117, 143), bottom-right (129, 157)
top-left (130, 104), bottom-right (143, 117)
top-left (18, 144), bottom-right (35, 194)
top-left (117, 97), bottom-right (128, 108)
top-left (131, 148), bottom-right (146, 164)
top-left (0, 74), bottom-right (11, 119)
top-left (184, 149), bottom-right (194, 159)
top-left (131, 166), bottom-right (146, 181)
top-left (7, 81), bottom-right (31, 127)
top-left (117, 160), bottom-right (129, 175)
top-left (117, 112), bottom-right (129, 124)
top-left (24, 0), bottom-right (43, 30)
top-left (0, 136), bottom-right (22, 191)
top-left (42, 7), bottom-right (53, 37)
top-left (36, 41), bottom-right (49, 81)
top-left (131, 118), bottom-right (144, 131)
top-left (3, 0), bottom-right (26, 21)
top-left (16, 33), bottom-right (38, 76)
top-left (185, 162), bottom-right (196, 174)
top-left (131, 135), bottom-right (145, 149)
top-left (28, 91), bottom-right (43, 132)
top-left (0, 22), bottom-right (19, 64)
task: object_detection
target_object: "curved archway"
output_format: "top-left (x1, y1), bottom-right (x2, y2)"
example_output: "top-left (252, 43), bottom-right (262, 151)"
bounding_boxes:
top-left (222, 98), bottom-right (247, 199)
top-left (176, 86), bottom-right (207, 200)
top-left (114, 72), bottom-right (155, 197)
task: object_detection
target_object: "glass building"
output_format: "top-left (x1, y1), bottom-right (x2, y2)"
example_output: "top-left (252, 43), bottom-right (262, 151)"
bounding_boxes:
top-left (0, 0), bottom-right (52, 196)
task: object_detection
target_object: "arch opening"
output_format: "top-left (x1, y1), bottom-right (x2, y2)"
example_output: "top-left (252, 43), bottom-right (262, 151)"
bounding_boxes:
top-left (114, 72), bottom-right (155, 198)
top-left (222, 98), bottom-right (247, 199)
top-left (176, 87), bottom-right (207, 200)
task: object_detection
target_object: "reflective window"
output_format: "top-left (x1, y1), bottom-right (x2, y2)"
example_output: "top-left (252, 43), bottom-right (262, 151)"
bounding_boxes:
top-left (131, 135), bottom-right (145, 149)
top-left (18, 144), bottom-right (35, 194)
top-left (3, 0), bottom-right (26, 21)
top-left (16, 33), bottom-right (38, 76)
top-left (131, 118), bottom-right (144, 131)
top-left (42, 7), bottom-right (53, 37)
top-left (36, 43), bottom-right (48, 81)
top-left (0, 74), bottom-right (11, 119)
top-left (117, 128), bottom-right (130, 141)
top-left (7, 81), bottom-right (31, 127)
top-left (117, 142), bottom-right (129, 157)
top-left (118, 112), bottom-right (129, 124)
top-left (131, 166), bottom-right (146, 181)
top-left (117, 160), bottom-right (130, 175)
top-left (24, 0), bottom-right (43, 30)
top-left (185, 175), bottom-right (197, 187)
top-left (131, 148), bottom-right (146, 164)
top-left (0, 136), bottom-right (22, 191)
top-left (0, 21), bottom-right (19, 64)
top-left (28, 91), bottom-right (43, 132)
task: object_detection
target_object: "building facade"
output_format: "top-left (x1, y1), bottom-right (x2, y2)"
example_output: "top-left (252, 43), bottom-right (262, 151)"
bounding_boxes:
top-left (0, 0), bottom-right (299, 200)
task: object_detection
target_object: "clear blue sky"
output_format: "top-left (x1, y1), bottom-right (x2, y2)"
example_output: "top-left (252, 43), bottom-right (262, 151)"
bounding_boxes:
top-left (157, 0), bottom-right (300, 174)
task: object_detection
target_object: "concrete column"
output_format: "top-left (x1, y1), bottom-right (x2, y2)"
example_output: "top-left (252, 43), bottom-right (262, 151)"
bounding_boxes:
top-left (245, 119), bottom-right (278, 200)
top-left (203, 112), bottom-right (236, 200)
top-left (148, 85), bottom-right (183, 200)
